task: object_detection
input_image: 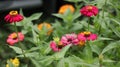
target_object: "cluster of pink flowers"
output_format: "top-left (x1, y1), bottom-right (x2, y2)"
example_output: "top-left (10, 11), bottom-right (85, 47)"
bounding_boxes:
top-left (80, 5), bottom-right (99, 17)
top-left (7, 32), bottom-right (24, 46)
top-left (50, 32), bottom-right (97, 52)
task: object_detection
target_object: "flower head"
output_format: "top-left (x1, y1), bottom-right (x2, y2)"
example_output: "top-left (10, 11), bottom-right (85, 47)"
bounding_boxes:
top-left (50, 41), bottom-right (64, 52)
top-left (78, 31), bottom-right (97, 41)
top-left (5, 11), bottom-right (23, 23)
top-left (58, 4), bottom-right (75, 14)
top-left (60, 33), bottom-right (79, 45)
top-left (7, 32), bottom-right (24, 46)
top-left (38, 22), bottom-right (53, 35)
top-left (80, 5), bottom-right (98, 17)
top-left (6, 57), bottom-right (20, 67)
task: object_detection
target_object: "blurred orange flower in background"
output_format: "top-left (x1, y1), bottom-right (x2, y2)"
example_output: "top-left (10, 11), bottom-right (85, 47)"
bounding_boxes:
top-left (38, 22), bottom-right (53, 35)
top-left (58, 4), bottom-right (75, 14)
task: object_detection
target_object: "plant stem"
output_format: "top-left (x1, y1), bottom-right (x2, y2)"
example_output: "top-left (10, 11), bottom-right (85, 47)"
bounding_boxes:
top-left (99, 0), bottom-right (107, 35)
top-left (14, 22), bottom-right (26, 57)
top-left (88, 17), bottom-right (90, 31)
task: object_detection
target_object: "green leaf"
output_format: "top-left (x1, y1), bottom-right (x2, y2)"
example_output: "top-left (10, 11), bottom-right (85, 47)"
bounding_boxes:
top-left (28, 13), bottom-right (42, 20)
top-left (103, 59), bottom-right (115, 63)
top-left (101, 41), bottom-right (120, 54)
top-left (9, 46), bottom-right (24, 54)
top-left (54, 44), bottom-right (71, 59)
top-left (57, 59), bottom-right (65, 67)
top-left (97, 37), bottom-right (113, 41)
top-left (111, 19), bottom-right (120, 26)
top-left (109, 24), bottom-right (120, 38)
top-left (43, 46), bottom-right (51, 55)
top-left (18, 52), bottom-right (39, 57)
top-left (7, 60), bottom-right (14, 67)
top-left (83, 43), bottom-right (93, 63)
top-left (40, 56), bottom-right (54, 66)
top-left (30, 58), bottom-right (42, 67)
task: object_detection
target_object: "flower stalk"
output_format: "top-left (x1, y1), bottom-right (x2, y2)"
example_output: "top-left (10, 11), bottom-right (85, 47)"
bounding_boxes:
top-left (14, 22), bottom-right (26, 57)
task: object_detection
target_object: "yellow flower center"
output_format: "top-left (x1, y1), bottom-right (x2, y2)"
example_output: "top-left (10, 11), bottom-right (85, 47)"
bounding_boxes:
top-left (87, 6), bottom-right (93, 11)
top-left (79, 40), bottom-right (85, 46)
top-left (9, 11), bottom-right (18, 16)
top-left (83, 31), bottom-right (91, 37)
top-left (11, 33), bottom-right (17, 39)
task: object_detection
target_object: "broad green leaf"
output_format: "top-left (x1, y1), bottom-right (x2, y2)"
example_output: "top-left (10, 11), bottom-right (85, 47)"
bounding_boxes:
top-left (43, 46), bottom-right (51, 55)
top-left (54, 44), bottom-right (71, 59)
top-left (39, 56), bottom-right (54, 66)
top-left (57, 59), bottom-right (65, 67)
top-left (18, 52), bottom-right (39, 57)
top-left (109, 24), bottom-right (120, 38)
top-left (97, 37), bottom-right (113, 41)
top-left (9, 46), bottom-right (24, 54)
top-left (30, 58), bottom-right (42, 67)
top-left (103, 59), bottom-right (115, 63)
top-left (101, 41), bottom-right (120, 54)
top-left (111, 19), bottom-right (120, 26)
top-left (7, 60), bottom-right (14, 67)
top-left (83, 43), bottom-right (93, 63)
top-left (28, 13), bottom-right (42, 20)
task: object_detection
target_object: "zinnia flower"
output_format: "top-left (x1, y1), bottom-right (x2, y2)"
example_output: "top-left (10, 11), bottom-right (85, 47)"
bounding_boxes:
top-left (58, 4), bottom-right (75, 14)
top-left (50, 41), bottom-right (64, 52)
top-left (78, 31), bottom-right (97, 41)
top-left (6, 57), bottom-right (20, 67)
top-left (7, 32), bottom-right (24, 46)
top-left (60, 33), bottom-right (79, 45)
top-left (80, 5), bottom-right (98, 17)
top-left (38, 22), bottom-right (53, 35)
top-left (4, 11), bottom-right (23, 23)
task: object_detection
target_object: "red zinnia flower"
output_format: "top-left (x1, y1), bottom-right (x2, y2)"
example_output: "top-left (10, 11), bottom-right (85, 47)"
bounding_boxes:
top-left (80, 5), bottom-right (98, 17)
top-left (7, 32), bottom-right (24, 46)
top-left (78, 31), bottom-right (97, 41)
top-left (4, 11), bottom-right (23, 23)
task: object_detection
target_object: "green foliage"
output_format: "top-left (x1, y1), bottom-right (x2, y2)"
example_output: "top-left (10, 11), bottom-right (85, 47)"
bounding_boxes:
top-left (1, 0), bottom-right (120, 67)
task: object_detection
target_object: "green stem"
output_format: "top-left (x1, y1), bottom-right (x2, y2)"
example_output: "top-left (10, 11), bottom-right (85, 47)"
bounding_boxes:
top-left (14, 22), bottom-right (26, 58)
top-left (88, 18), bottom-right (90, 31)
top-left (99, 0), bottom-right (107, 35)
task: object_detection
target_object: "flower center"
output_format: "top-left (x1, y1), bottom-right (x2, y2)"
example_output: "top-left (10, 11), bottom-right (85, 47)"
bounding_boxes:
top-left (57, 41), bottom-right (64, 49)
top-left (83, 31), bottom-right (91, 37)
top-left (11, 33), bottom-right (17, 39)
top-left (87, 6), bottom-right (93, 11)
top-left (9, 11), bottom-right (18, 16)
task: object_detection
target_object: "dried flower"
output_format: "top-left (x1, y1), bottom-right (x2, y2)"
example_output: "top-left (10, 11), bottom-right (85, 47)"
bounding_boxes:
top-left (38, 22), bottom-right (53, 35)
top-left (80, 5), bottom-right (98, 17)
top-left (7, 32), bottom-right (24, 46)
top-left (6, 57), bottom-right (20, 67)
top-left (4, 11), bottom-right (23, 23)
top-left (58, 4), bottom-right (75, 14)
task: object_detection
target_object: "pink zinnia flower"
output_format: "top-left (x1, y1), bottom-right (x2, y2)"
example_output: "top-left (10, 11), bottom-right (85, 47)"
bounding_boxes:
top-left (78, 31), bottom-right (97, 41)
top-left (80, 5), bottom-right (98, 17)
top-left (60, 33), bottom-right (79, 45)
top-left (50, 41), bottom-right (64, 52)
top-left (7, 32), bottom-right (24, 46)
top-left (4, 11), bottom-right (23, 23)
